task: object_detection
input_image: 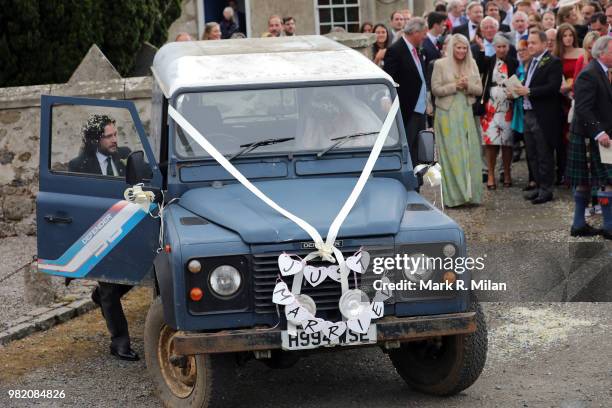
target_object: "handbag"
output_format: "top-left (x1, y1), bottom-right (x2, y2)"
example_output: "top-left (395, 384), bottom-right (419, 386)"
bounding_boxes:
top-left (473, 65), bottom-right (490, 117)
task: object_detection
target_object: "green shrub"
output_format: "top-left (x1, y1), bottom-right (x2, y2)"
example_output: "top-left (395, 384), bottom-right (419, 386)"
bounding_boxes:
top-left (0, 0), bottom-right (181, 87)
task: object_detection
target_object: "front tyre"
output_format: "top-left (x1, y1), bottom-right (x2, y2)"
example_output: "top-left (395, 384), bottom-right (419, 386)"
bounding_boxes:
top-left (144, 297), bottom-right (234, 407)
top-left (388, 300), bottom-right (487, 396)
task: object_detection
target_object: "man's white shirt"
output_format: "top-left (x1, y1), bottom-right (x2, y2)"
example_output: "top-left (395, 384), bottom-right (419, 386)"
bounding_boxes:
top-left (96, 150), bottom-right (118, 176)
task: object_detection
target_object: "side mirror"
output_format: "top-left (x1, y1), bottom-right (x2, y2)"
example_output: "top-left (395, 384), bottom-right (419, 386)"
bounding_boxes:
top-left (417, 130), bottom-right (435, 165)
top-left (125, 151), bottom-right (152, 185)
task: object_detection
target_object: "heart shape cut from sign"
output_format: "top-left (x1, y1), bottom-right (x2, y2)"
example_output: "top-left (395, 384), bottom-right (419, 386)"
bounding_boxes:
top-left (272, 281), bottom-right (296, 305)
top-left (347, 309), bottom-right (372, 334)
top-left (285, 301), bottom-right (312, 324)
top-left (303, 265), bottom-right (327, 287)
top-left (373, 276), bottom-right (393, 302)
top-left (345, 251), bottom-right (370, 274)
top-left (325, 265), bottom-right (342, 283)
top-left (370, 301), bottom-right (384, 319)
top-left (302, 317), bottom-right (327, 334)
top-left (323, 321), bottom-right (347, 341)
top-left (278, 253), bottom-right (304, 276)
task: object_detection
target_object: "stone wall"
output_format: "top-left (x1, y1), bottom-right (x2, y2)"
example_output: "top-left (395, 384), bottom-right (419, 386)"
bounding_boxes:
top-left (0, 77), bottom-right (152, 238)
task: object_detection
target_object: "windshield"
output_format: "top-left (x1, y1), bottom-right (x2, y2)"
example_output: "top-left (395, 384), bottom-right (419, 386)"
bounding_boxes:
top-left (174, 84), bottom-right (399, 158)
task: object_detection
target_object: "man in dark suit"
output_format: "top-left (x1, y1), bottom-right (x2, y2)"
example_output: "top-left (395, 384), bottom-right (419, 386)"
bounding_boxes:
top-left (484, 1), bottom-right (511, 32)
top-left (453, 1), bottom-right (484, 42)
top-left (514, 31), bottom-right (564, 204)
top-left (567, 36), bottom-right (612, 238)
top-left (383, 17), bottom-right (428, 167)
top-left (423, 12), bottom-right (446, 69)
top-left (68, 115), bottom-right (138, 361)
top-left (423, 12), bottom-right (447, 128)
top-left (69, 115), bottom-right (130, 177)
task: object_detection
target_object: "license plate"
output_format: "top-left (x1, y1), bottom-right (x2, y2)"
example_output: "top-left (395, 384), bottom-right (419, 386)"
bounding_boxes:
top-left (281, 324), bottom-right (377, 350)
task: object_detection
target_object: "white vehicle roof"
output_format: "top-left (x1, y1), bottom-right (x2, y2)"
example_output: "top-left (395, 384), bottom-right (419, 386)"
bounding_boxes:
top-left (151, 35), bottom-right (394, 98)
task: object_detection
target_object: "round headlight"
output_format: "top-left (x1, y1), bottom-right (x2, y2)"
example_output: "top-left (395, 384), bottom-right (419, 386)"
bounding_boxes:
top-left (209, 265), bottom-right (242, 297)
top-left (187, 260), bottom-right (202, 273)
top-left (403, 253), bottom-right (434, 282)
top-left (339, 289), bottom-right (370, 320)
top-left (443, 244), bottom-right (456, 257)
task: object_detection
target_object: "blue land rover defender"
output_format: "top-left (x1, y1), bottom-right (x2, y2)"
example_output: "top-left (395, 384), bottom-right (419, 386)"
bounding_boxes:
top-left (37, 36), bottom-right (487, 407)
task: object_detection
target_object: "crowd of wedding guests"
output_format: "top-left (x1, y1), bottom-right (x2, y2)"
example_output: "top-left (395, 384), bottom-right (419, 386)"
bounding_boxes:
top-left (174, 1), bottom-right (612, 239)
top-left (369, 0), bottom-right (612, 239)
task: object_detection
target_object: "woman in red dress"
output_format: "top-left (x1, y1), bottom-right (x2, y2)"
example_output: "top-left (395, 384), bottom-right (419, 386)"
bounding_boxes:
top-left (553, 23), bottom-right (583, 185)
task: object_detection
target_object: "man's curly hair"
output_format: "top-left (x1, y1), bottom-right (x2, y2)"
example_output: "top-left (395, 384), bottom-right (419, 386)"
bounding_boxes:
top-left (80, 114), bottom-right (115, 155)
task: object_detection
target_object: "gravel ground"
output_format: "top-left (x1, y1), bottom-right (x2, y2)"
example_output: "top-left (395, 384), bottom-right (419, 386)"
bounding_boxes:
top-left (0, 295), bottom-right (609, 408)
top-left (0, 236), bottom-right (95, 330)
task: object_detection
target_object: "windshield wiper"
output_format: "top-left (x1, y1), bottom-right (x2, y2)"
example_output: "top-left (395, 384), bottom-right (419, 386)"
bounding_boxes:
top-left (228, 137), bottom-right (295, 161)
top-left (317, 131), bottom-right (379, 158)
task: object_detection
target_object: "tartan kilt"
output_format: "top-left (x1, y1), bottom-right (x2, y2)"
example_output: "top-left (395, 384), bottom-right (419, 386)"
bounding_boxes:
top-left (566, 132), bottom-right (612, 187)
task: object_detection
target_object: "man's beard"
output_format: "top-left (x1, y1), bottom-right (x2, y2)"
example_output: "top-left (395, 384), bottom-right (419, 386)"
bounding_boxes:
top-left (99, 145), bottom-right (118, 156)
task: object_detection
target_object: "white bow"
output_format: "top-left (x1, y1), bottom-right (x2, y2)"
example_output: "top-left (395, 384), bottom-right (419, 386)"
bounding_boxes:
top-left (414, 163), bottom-right (444, 209)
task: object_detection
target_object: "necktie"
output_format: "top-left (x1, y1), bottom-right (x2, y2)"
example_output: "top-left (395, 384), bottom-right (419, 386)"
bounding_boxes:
top-left (527, 59), bottom-right (538, 83)
top-left (412, 47), bottom-right (421, 69)
top-left (106, 157), bottom-right (114, 176)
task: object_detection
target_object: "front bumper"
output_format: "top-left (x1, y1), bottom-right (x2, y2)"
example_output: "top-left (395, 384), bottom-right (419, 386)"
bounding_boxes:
top-left (172, 312), bottom-right (476, 355)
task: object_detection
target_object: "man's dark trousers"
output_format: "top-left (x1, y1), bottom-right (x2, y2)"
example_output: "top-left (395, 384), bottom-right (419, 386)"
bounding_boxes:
top-left (405, 111), bottom-right (426, 166)
top-left (524, 110), bottom-right (555, 198)
top-left (93, 282), bottom-right (133, 350)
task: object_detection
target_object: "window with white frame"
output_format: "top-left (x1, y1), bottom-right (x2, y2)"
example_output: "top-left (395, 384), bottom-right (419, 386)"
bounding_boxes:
top-left (315, 0), bottom-right (360, 34)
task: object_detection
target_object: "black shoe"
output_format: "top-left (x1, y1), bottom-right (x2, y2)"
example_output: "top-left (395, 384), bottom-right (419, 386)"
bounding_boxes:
top-left (531, 195), bottom-right (553, 204)
top-left (570, 224), bottom-right (603, 237)
top-left (482, 173), bottom-right (488, 183)
top-left (602, 230), bottom-right (612, 240)
top-left (524, 191), bottom-right (539, 200)
top-left (110, 346), bottom-right (140, 361)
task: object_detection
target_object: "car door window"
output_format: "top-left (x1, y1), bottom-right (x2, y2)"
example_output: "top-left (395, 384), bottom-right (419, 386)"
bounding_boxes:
top-left (50, 105), bottom-right (147, 178)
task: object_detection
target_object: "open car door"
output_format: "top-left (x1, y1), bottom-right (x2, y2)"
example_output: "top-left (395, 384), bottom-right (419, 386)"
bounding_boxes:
top-left (36, 95), bottom-right (163, 284)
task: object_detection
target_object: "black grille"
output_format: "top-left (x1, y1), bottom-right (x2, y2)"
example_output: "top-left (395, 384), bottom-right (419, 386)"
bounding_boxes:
top-left (252, 246), bottom-right (392, 315)
top-left (253, 249), bottom-right (362, 315)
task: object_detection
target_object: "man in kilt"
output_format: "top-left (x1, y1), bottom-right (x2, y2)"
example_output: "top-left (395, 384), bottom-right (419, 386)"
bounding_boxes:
top-left (566, 36), bottom-right (612, 238)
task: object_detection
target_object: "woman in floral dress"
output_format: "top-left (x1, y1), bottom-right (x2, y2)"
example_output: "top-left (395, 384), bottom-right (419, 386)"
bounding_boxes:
top-left (480, 33), bottom-right (517, 189)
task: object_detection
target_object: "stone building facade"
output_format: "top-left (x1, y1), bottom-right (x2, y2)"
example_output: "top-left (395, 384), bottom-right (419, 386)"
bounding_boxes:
top-left (169, 0), bottom-right (433, 40)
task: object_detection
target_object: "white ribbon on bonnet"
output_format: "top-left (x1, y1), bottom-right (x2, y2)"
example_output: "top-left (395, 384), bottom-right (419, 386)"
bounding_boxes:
top-left (168, 97), bottom-right (400, 328)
